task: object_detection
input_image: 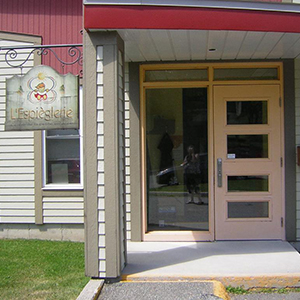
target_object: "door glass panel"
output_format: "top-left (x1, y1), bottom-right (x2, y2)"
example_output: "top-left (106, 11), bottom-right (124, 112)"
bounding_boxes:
top-left (227, 101), bottom-right (268, 125)
top-left (146, 88), bottom-right (208, 231)
top-left (214, 68), bottom-right (278, 81)
top-left (228, 175), bottom-right (269, 192)
top-left (145, 69), bottom-right (208, 82)
top-left (228, 201), bottom-right (269, 218)
top-left (227, 135), bottom-right (268, 158)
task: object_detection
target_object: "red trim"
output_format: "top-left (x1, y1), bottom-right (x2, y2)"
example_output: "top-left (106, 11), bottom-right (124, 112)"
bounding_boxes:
top-left (84, 5), bottom-right (300, 33)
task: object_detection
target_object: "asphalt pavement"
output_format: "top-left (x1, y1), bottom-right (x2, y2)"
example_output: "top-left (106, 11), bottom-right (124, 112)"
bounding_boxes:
top-left (98, 281), bottom-right (224, 300)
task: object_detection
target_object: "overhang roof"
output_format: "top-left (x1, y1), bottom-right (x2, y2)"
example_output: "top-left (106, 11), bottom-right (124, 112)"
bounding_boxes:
top-left (84, 1), bottom-right (300, 62)
top-left (116, 29), bottom-right (300, 62)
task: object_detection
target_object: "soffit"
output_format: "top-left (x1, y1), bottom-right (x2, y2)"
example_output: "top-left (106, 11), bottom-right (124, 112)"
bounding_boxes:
top-left (114, 29), bottom-right (300, 62)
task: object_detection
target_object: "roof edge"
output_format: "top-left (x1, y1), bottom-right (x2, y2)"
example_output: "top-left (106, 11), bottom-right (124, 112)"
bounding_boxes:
top-left (83, 0), bottom-right (300, 14)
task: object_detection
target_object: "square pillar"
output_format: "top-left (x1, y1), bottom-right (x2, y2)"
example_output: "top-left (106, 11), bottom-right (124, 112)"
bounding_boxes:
top-left (83, 31), bottom-right (126, 278)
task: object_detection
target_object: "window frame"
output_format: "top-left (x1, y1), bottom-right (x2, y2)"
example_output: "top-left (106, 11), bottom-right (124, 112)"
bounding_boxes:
top-left (42, 87), bottom-right (83, 190)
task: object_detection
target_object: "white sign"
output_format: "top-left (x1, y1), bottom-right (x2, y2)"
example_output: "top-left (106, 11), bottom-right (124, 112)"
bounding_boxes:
top-left (5, 65), bottom-right (79, 131)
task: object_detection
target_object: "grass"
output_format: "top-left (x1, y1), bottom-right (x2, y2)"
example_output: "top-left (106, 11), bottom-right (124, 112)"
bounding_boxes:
top-left (0, 239), bottom-right (89, 300)
top-left (226, 285), bottom-right (300, 295)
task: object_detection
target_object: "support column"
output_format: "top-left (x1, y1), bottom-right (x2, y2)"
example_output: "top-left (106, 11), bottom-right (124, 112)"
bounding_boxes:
top-left (84, 31), bottom-right (126, 278)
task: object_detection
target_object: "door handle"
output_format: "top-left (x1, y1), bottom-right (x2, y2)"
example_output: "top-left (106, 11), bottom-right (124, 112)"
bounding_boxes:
top-left (217, 158), bottom-right (222, 187)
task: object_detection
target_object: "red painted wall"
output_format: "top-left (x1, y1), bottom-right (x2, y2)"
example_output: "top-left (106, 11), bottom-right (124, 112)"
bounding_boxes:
top-left (84, 5), bottom-right (300, 34)
top-left (0, 0), bottom-right (83, 75)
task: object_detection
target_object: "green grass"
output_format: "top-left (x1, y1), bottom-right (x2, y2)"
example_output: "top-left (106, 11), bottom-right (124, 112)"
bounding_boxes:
top-left (0, 239), bottom-right (89, 300)
top-left (226, 285), bottom-right (300, 295)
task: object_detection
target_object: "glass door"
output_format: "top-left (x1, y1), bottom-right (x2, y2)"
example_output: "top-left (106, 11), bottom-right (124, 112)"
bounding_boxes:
top-left (145, 88), bottom-right (209, 232)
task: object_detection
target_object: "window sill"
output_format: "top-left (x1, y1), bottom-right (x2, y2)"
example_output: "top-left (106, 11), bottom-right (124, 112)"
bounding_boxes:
top-left (43, 184), bottom-right (83, 191)
top-left (42, 185), bottom-right (84, 197)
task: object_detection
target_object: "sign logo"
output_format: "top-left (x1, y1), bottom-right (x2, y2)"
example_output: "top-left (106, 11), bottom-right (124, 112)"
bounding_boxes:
top-left (28, 73), bottom-right (56, 104)
top-left (5, 65), bottom-right (79, 131)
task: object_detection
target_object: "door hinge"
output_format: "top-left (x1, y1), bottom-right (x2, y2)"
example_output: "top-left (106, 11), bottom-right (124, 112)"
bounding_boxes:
top-left (281, 217), bottom-right (284, 227)
top-left (280, 157), bottom-right (283, 167)
top-left (279, 97), bottom-right (282, 107)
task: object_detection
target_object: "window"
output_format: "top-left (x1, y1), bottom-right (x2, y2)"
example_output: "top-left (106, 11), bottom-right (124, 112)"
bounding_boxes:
top-left (43, 87), bottom-right (82, 189)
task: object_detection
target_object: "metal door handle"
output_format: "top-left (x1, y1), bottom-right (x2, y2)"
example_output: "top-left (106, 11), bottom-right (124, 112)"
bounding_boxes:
top-left (217, 158), bottom-right (222, 187)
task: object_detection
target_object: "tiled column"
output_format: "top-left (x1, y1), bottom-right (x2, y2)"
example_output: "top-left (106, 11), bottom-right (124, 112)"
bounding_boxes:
top-left (84, 31), bottom-right (126, 278)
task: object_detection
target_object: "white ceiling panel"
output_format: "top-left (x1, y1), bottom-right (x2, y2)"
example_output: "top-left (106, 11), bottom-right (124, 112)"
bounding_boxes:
top-left (222, 31), bottom-right (246, 60)
top-left (124, 42), bottom-right (146, 61)
top-left (128, 31), bottom-right (160, 61)
top-left (169, 30), bottom-right (191, 60)
top-left (114, 29), bottom-right (300, 62)
top-left (237, 31), bottom-right (265, 59)
top-left (251, 32), bottom-right (284, 59)
top-left (149, 30), bottom-right (175, 61)
top-left (282, 38), bottom-right (300, 59)
top-left (188, 30), bottom-right (208, 60)
top-left (206, 30), bottom-right (227, 60)
top-left (267, 33), bottom-right (300, 59)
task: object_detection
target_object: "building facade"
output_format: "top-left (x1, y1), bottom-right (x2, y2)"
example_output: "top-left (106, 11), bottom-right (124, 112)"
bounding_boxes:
top-left (1, 0), bottom-right (300, 280)
top-left (0, 0), bottom-right (84, 241)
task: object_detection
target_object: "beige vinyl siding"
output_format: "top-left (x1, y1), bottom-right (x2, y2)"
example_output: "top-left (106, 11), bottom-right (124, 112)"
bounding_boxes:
top-left (43, 197), bottom-right (84, 223)
top-left (0, 38), bottom-right (35, 223)
top-left (295, 58), bottom-right (300, 240)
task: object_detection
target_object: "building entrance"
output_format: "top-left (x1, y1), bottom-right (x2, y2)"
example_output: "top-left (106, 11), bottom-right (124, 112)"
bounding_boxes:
top-left (141, 64), bottom-right (284, 241)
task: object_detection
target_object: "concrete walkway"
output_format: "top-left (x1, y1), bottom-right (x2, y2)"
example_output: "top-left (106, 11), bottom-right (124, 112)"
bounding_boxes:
top-left (122, 241), bottom-right (300, 288)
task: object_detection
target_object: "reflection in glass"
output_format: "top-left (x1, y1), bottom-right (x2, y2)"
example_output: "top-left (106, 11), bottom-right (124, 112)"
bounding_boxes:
top-left (46, 130), bottom-right (80, 184)
top-left (228, 202), bottom-right (269, 218)
top-left (227, 135), bottom-right (268, 158)
top-left (227, 101), bottom-right (268, 125)
top-left (146, 88), bottom-right (208, 231)
top-left (145, 69), bottom-right (208, 82)
top-left (228, 176), bottom-right (269, 192)
top-left (214, 68), bottom-right (278, 81)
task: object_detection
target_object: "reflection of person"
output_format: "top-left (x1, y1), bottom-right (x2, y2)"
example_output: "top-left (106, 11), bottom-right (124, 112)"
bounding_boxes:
top-left (157, 132), bottom-right (174, 185)
top-left (181, 145), bottom-right (203, 205)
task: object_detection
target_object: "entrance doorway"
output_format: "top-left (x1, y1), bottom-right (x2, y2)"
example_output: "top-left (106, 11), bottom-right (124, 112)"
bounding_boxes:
top-left (214, 85), bottom-right (283, 240)
top-left (141, 64), bottom-right (284, 241)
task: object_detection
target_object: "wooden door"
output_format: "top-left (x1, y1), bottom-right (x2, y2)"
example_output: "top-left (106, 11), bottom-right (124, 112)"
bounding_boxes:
top-left (214, 85), bottom-right (283, 240)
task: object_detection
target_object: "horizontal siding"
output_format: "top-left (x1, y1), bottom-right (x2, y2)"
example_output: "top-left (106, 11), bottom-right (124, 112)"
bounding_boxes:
top-left (0, 188), bottom-right (34, 195)
top-left (0, 167), bottom-right (34, 174)
top-left (43, 216), bottom-right (84, 223)
top-left (43, 197), bottom-right (84, 224)
top-left (0, 216), bottom-right (35, 222)
top-left (0, 38), bottom-right (35, 224)
top-left (0, 195), bottom-right (34, 201)
top-left (0, 202), bottom-right (34, 208)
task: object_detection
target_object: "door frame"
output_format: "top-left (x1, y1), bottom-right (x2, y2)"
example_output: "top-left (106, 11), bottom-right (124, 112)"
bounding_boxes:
top-left (139, 62), bottom-right (284, 242)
